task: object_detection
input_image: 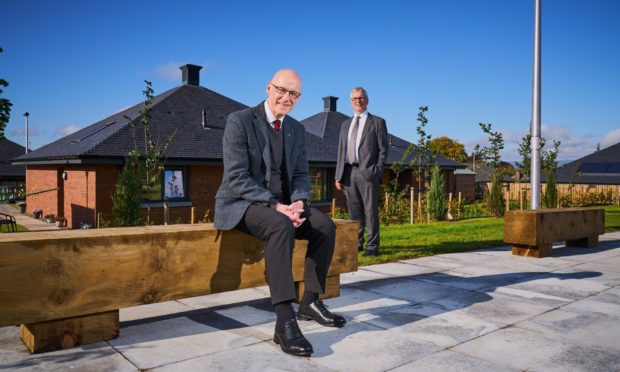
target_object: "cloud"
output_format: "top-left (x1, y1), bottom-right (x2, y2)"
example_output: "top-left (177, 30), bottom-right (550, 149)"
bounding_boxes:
top-left (53, 125), bottom-right (81, 137)
top-left (154, 61), bottom-right (185, 81)
top-left (600, 128), bottom-right (620, 149)
top-left (10, 127), bottom-right (40, 137)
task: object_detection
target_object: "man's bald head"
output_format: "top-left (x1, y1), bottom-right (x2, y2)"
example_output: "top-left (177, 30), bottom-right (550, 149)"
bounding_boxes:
top-left (266, 69), bottom-right (302, 118)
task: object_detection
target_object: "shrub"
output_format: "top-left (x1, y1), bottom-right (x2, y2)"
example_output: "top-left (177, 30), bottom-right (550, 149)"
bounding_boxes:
top-left (425, 163), bottom-right (448, 221)
top-left (112, 155), bottom-right (143, 227)
top-left (486, 171), bottom-right (505, 217)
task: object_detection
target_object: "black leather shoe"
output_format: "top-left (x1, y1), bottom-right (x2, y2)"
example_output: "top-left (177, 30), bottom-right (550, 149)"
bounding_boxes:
top-left (273, 318), bottom-right (313, 357)
top-left (298, 300), bottom-right (346, 328)
top-left (362, 250), bottom-right (378, 257)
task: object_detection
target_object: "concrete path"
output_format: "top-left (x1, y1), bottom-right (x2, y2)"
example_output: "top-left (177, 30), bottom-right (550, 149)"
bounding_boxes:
top-left (1, 232), bottom-right (619, 371)
top-left (0, 203), bottom-right (60, 231)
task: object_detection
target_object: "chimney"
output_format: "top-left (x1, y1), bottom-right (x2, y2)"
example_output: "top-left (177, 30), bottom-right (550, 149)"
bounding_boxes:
top-left (322, 96), bottom-right (338, 112)
top-left (180, 64), bottom-right (202, 86)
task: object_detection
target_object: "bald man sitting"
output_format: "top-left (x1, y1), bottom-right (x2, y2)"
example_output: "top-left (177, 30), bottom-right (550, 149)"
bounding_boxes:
top-left (214, 69), bottom-right (346, 357)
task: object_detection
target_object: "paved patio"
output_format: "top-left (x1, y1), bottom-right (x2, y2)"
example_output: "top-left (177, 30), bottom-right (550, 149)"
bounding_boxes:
top-left (1, 232), bottom-right (619, 371)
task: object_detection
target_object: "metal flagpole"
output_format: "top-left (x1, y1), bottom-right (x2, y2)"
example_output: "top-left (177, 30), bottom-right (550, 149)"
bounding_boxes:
top-left (530, 0), bottom-right (542, 209)
top-left (23, 112), bottom-right (30, 154)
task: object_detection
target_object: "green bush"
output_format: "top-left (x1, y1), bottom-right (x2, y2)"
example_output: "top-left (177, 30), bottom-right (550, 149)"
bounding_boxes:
top-left (485, 171), bottom-right (505, 217)
top-left (112, 155), bottom-right (143, 227)
top-left (425, 163), bottom-right (448, 221)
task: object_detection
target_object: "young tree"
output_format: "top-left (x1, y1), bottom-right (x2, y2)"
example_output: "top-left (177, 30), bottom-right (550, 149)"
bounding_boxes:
top-left (425, 163), bottom-right (448, 220)
top-left (517, 132), bottom-right (546, 180)
top-left (112, 80), bottom-right (176, 224)
top-left (112, 153), bottom-right (143, 226)
top-left (0, 47), bottom-right (12, 140)
top-left (428, 136), bottom-right (468, 163)
top-left (542, 140), bottom-right (561, 208)
top-left (128, 81), bottom-right (176, 223)
top-left (475, 122), bottom-right (505, 216)
top-left (410, 106), bottom-right (432, 191)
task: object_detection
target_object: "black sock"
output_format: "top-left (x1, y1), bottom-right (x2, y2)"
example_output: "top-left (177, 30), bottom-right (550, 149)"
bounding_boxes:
top-left (274, 301), bottom-right (295, 326)
top-left (300, 291), bottom-right (318, 307)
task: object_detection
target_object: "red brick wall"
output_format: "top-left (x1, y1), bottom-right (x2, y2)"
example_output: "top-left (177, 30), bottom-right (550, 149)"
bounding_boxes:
top-left (25, 166), bottom-right (59, 218)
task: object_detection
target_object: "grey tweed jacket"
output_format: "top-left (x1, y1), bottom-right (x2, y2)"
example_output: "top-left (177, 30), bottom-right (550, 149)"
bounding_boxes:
top-left (214, 102), bottom-right (311, 230)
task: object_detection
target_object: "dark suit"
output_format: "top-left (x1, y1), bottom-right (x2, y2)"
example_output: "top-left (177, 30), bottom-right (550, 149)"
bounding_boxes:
top-left (215, 102), bottom-right (335, 304)
top-left (335, 113), bottom-right (389, 253)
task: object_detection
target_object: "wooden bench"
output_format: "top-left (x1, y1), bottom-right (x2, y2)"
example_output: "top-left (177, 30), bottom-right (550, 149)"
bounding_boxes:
top-left (0, 220), bottom-right (358, 353)
top-left (504, 207), bottom-right (605, 258)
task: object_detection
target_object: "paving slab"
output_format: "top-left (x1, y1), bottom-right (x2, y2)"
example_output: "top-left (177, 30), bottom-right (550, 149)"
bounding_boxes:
top-left (109, 314), bottom-right (265, 369)
top-left (401, 255), bottom-right (470, 270)
top-left (306, 319), bottom-right (441, 371)
top-left (516, 301), bottom-right (620, 351)
top-left (150, 341), bottom-right (331, 371)
top-left (491, 271), bottom-right (610, 301)
top-left (322, 285), bottom-right (411, 321)
top-left (360, 261), bottom-right (439, 277)
top-left (391, 349), bottom-right (515, 372)
top-left (0, 326), bottom-right (136, 371)
top-left (361, 303), bottom-right (505, 348)
top-left (453, 326), bottom-right (620, 372)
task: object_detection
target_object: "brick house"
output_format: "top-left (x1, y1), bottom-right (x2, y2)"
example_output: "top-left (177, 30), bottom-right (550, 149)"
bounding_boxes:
top-left (13, 65), bottom-right (472, 228)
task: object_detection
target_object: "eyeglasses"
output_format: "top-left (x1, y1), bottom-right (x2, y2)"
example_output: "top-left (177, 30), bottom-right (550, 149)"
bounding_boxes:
top-left (270, 82), bottom-right (301, 99)
top-left (350, 96), bottom-right (367, 102)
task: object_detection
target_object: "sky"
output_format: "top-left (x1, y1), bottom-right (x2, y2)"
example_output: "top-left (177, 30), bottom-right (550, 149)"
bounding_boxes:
top-left (1, 0), bottom-right (619, 162)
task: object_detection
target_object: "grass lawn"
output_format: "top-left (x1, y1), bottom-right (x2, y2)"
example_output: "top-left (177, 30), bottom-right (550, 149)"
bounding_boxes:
top-left (360, 205), bottom-right (620, 266)
top-left (599, 205), bottom-right (620, 232)
top-left (0, 225), bottom-right (28, 233)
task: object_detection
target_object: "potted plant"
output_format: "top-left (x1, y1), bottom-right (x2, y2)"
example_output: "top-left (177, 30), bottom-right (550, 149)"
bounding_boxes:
top-left (44, 214), bottom-right (56, 223)
top-left (56, 217), bottom-right (67, 228)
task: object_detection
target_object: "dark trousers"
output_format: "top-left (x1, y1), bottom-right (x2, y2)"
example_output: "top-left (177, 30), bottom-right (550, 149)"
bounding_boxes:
top-left (343, 165), bottom-right (380, 253)
top-left (236, 204), bottom-right (336, 305)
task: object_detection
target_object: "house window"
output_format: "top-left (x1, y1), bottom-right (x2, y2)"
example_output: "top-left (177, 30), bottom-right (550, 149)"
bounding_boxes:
top-left (142, 167), bottom-right (188, 202)
top-left (310, 168), bottom-right (331, 203)
top-left (164, 169), bottom-right (186, 200)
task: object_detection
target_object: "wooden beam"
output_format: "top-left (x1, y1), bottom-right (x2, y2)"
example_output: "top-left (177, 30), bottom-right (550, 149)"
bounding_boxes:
top-left (20, 310), bottom-right (119, 353)
top-left (505, 208), bottom-right (605, 258)
top-left (0, 220), bottom-right (358, 327)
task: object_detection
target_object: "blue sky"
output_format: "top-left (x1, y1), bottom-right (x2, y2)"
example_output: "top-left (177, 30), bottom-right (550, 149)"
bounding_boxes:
top-left (2, 0), bottom-right (619, 161)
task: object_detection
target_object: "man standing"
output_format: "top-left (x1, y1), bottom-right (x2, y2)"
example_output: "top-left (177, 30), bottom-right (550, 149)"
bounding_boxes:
top-left (335, 87), bottom-right (389, 257)
top-left (214, 69), bottom-right (346, 358)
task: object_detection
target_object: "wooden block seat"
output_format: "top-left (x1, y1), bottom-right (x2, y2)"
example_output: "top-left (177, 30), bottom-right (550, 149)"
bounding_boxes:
top-left (0, 220), bottom-right (359, 353)
top-left (504, 208), bottom-right (605, 258)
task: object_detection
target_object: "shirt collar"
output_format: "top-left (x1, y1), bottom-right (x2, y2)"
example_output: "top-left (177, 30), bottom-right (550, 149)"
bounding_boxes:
top-left (354, 110), bottom-right (368, 120)
top-left (264, 101), bottom-right (284, 126)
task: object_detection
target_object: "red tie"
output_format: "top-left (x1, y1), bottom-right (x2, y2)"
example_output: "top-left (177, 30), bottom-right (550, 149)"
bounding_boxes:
top-left (274, 119), bottom-right (281, 132)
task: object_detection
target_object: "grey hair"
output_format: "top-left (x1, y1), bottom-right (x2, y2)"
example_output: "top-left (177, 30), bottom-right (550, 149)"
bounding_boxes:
top-left (350, 87), bottom-right (368, 98)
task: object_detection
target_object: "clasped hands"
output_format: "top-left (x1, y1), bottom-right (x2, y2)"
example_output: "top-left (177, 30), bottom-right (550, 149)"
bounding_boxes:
top-left (273, 200), bottom-right (306, 228)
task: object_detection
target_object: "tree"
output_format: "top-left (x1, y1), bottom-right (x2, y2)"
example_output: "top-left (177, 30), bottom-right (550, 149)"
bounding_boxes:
top-left (409, 106), bottom-right (432, 191)
top-left (111, 80), bottom-right (176, 224)
top-left (129, 81), bottom-right (176, 223)
top-left (475, 123), bottom-right (505, 216)
top-left (425, 163), bottom-right (448, 220)
top-left (517, 133), bottom-right (546, 180)
top-left (0, 47), bottom-right (13, 140)
top-left (112, 153), bottom-right (143, 226)
top-left (428, 136), bottom-right (468, 163)
top-left (542, 140), bottom-right (561, 208)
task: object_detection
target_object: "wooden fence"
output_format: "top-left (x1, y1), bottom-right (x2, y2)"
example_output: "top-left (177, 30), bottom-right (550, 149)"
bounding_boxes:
top-left (485, 182), bottom-right (620, 208)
